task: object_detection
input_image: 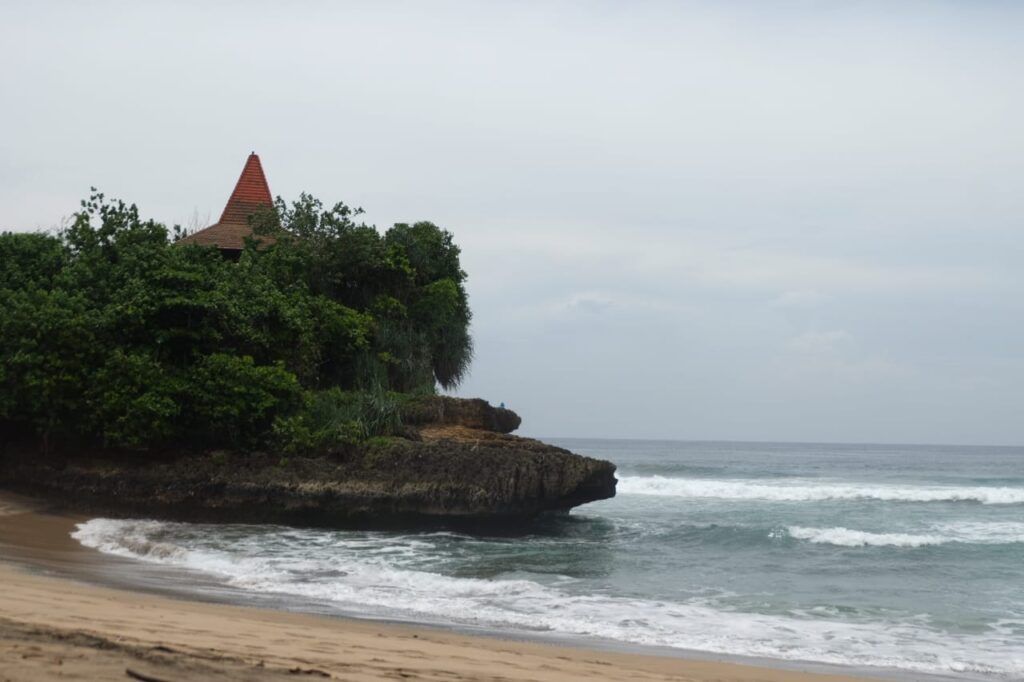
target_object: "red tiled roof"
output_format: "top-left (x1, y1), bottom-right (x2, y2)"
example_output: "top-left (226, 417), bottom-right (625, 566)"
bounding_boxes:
top-left (179, 152), bottom-right (275, 251)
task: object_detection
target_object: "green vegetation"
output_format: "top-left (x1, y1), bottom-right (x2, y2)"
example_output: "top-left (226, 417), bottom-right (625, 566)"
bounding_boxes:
top-left (0, 192), bottom-right (472, 454)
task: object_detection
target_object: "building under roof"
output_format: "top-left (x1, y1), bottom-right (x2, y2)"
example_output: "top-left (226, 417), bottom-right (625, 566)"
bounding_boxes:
top-left (178, 152), bottom-right (275, 258)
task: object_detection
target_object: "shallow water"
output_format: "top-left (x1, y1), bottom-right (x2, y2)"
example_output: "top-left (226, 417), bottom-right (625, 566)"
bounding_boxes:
top-left (72, 440), bottom-right (1024, 679)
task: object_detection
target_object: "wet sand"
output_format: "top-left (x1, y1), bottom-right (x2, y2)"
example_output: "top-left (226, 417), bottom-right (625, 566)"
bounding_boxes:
top-left (0, 492), bottom-right (875, 682)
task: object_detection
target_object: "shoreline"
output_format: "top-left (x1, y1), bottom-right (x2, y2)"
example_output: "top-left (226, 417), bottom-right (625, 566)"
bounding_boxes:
top-left (0, 492), bottom-right (882, 682)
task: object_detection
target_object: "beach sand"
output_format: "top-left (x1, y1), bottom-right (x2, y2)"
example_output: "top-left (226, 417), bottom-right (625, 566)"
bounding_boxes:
top-left (0, 493), bottom-right (874, 682)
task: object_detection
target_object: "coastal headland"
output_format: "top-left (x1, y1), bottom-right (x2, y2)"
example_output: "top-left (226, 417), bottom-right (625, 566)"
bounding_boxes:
top-left (0, 493), bottom-right (876, 682)
top-left (0, 176), bottom-right (616, 527)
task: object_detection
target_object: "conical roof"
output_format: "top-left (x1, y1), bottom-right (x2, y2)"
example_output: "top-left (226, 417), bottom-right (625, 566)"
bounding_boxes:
top-left (179, 152), bottom-right (274, 251)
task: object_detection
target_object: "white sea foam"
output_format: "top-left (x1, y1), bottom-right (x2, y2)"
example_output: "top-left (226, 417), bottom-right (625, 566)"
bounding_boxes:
top-left (618, 476), bottom-right (1024, 504)
top-left (72, 518), bottom-right (188, 559)
top-left (786, 522), bottom-right (1024, 548)
top-left (787, 527), bottom-right (945, 547)
top-left (72, 518), bottom-right (1024, 678)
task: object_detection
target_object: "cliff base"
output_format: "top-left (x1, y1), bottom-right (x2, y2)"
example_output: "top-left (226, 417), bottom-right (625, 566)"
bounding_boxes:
top-left (0, 398), bottom-right (616, 528)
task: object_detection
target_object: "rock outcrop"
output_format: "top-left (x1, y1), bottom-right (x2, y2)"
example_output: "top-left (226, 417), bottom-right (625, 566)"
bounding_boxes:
top-left (0, 399), bottom-right (616, 527)
top-left (401, 396), bottom-right (522, 434)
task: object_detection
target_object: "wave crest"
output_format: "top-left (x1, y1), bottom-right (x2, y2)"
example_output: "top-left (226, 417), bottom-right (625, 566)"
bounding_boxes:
top-left (72, 518), bottom-right (187, 560)
top-left (787, 526), bottom-right (945, 547)
top-left (70, 518), bottom-right (1024, 678)
top-left (618, 476), bottom-right (1024, 504)
top-left (786, 522), bottom-right (1024, 547)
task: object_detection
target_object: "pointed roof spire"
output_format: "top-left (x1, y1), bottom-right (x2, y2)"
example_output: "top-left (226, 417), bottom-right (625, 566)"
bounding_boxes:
top-left (179, 152), bottom-right (275, 253)
top-left (218, 152), bottom-right (273, 225)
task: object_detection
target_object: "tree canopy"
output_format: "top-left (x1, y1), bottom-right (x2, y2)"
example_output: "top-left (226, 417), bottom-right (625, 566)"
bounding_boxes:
top-left (0, 192), bottom-right (472, 454)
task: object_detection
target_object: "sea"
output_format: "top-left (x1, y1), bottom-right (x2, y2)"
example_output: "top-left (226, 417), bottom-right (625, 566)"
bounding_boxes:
top-left (71, 440), bottom-right (1024, 680)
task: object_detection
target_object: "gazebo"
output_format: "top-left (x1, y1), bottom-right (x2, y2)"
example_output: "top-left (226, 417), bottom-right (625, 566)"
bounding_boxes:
top-left (179, 152), bottom-right (274, 259)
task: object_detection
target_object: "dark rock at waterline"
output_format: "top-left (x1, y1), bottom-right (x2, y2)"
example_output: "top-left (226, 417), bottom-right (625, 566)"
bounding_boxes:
top-left (0, 401), bottom-right (615, 527)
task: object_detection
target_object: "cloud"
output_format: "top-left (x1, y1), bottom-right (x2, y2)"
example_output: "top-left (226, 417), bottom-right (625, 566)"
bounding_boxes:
top-left (537, 291), bottom-right (693, 320)
top-left (464, 224), bottom-right (1008, 301)
top-left (770, 290), bottom-right (829, 309)
top-left (2, 1), bottom-right (1023, 443)
top-left (564, 294), bottom-right (613, 315)
top-left (786, 330), bottom-right (853, 356)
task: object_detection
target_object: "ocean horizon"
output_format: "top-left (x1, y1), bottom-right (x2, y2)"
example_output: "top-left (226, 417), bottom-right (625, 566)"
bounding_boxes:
top-left (72, 438), bottom-right (1024, 680)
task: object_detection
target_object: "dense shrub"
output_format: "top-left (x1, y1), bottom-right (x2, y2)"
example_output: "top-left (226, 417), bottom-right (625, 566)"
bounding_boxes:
top-left (0, 190), bottom-right (472, 454)
top-left (271, 387), bottom-right (404, 456)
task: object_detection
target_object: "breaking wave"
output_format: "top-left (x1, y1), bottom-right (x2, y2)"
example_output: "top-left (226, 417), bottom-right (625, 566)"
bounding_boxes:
top-left (785, 522), bottom-right (1024, 548)
top-left (71, 518), bottom-right (1024, 678)
top-left (618, 476), bottom-right (1024, 505)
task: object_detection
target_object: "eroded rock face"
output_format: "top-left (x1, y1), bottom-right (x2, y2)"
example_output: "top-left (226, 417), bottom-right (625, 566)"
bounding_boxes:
top-left (0, 399), bottom-right (616, 527)
top-left (401, 396), bottom-right (522, 434)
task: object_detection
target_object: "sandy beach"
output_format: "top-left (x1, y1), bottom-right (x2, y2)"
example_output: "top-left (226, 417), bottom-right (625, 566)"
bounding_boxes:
top-left (0, 493), bottom-right (875, 682)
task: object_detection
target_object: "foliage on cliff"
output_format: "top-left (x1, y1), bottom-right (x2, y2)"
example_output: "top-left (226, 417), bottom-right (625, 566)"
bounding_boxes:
top-left (0, 192), bottom-right (472, 452)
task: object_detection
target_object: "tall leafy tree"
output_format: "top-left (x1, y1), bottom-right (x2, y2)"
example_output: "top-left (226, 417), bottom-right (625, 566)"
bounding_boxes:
top-left (0, 188), bottom-right (473, 453)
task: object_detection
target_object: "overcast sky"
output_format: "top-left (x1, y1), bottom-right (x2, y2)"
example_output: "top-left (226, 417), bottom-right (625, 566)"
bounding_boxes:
top-left (2, 1), bottom-right (1022, 445)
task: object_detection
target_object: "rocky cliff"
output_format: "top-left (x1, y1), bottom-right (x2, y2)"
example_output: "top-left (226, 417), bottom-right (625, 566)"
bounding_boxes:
top-left (401, 395), bottom-right (523, 434)
top-left (0, 398), bottom-right (616, 527)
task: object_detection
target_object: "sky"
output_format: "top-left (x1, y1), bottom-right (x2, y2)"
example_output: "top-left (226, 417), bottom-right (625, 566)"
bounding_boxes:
top-left (1, 1), bottom-right (1022, 445)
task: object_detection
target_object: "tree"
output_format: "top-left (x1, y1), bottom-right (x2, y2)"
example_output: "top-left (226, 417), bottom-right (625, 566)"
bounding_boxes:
top-left (0, 188), bottom-right (473, 454)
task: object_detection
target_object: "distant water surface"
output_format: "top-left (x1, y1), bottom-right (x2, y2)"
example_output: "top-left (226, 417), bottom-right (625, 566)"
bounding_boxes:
top-left (73, 440), bottom-right (1024, 679)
